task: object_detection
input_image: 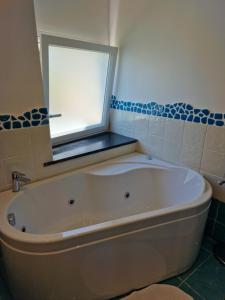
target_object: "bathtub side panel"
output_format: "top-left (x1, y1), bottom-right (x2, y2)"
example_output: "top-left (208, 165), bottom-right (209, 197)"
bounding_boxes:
top-left (1, 210), bottom-right (208, 300)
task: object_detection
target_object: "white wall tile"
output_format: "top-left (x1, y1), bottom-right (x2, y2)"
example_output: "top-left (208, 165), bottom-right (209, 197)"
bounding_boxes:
top-left (0, 161), bottom-right (6, 190)
top-left (29, 126), bottom-right (53, 179)
top-left (110, 110), bottom-right (135, 138)
top-left (110, 125), bottom-right (134, 138)
top-left (34, 144), bottom-right (136, 180)
top-left (162, 139), bottom-right (182, 164)
top-left (164, 119), bottom-right (184, 143)
top-left (123, 111), bottom-right (134, 127)
top-left (180, 144), bottom-right (203, 171)
top-left (119, 111), bottom-right (135, 137)
top-left (110, 109), bottom-right (225, 202)
top-left (204, 126), bottom-right (225, 153)
top-left (0, 129), bottom-right (32, 159)
top-left (2, 154), bottom-right (35, 186)
top-left (110, 110), bottom-right (128, 128)
top-left (133, 113), bottom-right (149, 140)
top-left (110, 110), bottom-right (123, 134)
top-left (147, 135), bottom-right (164, 158)
top-left (201, 149), bottom-right (225, 177)
top-left (110, 109), bottom-right (123, 127)
top-left (148, 116), bottom-right (165, 137)
top-left (202, 172), bottom-right (225, 204)
top-left (182, 122), bottom-right (207, 148)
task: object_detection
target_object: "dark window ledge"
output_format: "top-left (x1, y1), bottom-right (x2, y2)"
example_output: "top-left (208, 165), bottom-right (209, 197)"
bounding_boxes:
top-left (44, 132), bottom-right (137, 166)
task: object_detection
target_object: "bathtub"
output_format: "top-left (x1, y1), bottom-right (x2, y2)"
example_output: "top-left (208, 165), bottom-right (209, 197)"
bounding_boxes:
top-left (0, 153), bottom-right (212, 300)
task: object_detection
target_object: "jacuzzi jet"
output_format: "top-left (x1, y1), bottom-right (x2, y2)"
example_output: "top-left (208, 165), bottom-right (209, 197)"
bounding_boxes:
top-left (125, 192), bottom-right (130, 199)
top-left (7, 213), bottom-right (16, 226)
top-left (68, 199), bottom-right (75, 206)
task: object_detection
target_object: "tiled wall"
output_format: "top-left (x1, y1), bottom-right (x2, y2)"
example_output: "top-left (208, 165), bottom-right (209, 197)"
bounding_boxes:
top-left (111, 98), bottom-right (225, 126)
top-left (206, 198), bottom-right (225, 243)
top-left (0, 125), bottom-right (52, 191)
top-left (0, 124), bottom-right (135, 192)
top-left (110, 99), bottom-right (225, 204)
top-left (0, 108), bottom-right (49, 130)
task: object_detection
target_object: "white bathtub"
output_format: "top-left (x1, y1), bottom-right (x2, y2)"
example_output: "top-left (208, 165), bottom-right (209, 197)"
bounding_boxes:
top-left (0, 153), bottom-right (212, 300)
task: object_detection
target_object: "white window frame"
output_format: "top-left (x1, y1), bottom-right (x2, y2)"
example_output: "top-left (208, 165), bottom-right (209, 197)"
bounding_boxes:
top-left (41, 34), bottom-right (118, 146)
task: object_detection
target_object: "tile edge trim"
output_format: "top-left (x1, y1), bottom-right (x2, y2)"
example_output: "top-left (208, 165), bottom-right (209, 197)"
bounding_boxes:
top-left (111, 96), bottom-right (225, 127)
top-left (0, 107), bottom-right (49, 131)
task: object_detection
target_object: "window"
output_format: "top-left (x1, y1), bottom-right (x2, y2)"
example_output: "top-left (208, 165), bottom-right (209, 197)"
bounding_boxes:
top-left (41, 35), bottom-right (117, 145)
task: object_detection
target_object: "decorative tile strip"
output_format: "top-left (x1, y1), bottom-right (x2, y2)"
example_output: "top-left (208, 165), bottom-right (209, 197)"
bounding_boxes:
top-left (0, 108), bottom-right (49, 131)
top-left (111, 96), bottom-right (225, 127)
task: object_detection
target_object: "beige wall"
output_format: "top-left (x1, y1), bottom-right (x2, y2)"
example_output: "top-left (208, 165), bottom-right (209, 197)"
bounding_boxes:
top-left (113, 0), bottom-right (225, 112)
top-left (0, 0), bottom-right (44, 114)
top-left (110, 109), bottom-right (225, 203)
top-left (0, 0), bottom-right (51, 192)
top-left (0, 124), bottom-right (135, 192)
top-left (34, 0), bottom-right (110, 44)
top-left (110, 0), bottom-right (225, 202)
top-left (0, 0), bottom-right (135, 192)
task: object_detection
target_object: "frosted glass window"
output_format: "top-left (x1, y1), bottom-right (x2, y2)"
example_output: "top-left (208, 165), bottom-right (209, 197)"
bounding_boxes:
top-left (41, 35), bottom-right (117, 144)
top-left (49, 46), bottom-right (109, 138)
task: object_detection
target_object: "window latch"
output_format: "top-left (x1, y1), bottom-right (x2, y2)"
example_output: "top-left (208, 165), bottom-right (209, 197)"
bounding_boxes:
top-left (49, 114), bottom-right (62, 118)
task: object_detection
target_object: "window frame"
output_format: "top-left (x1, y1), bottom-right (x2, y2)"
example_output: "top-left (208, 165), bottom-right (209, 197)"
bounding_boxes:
top-left (41, 34), bottom-right (118, 146)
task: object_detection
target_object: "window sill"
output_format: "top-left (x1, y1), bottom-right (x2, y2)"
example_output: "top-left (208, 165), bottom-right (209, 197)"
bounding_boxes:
top-left (44, 132), bottom-right (137, 166)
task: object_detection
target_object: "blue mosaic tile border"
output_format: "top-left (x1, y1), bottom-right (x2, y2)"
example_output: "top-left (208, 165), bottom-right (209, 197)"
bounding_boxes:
top-left (111, 96), bottom-right (225, 126)
top-left (0, 108), bottom-right (49, 131)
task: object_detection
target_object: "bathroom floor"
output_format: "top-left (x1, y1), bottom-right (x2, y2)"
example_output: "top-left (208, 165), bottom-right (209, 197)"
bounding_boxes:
top-left (161, 237), bottom-right (225, 300)
top-left (0, 237), bottom-right (224, 300)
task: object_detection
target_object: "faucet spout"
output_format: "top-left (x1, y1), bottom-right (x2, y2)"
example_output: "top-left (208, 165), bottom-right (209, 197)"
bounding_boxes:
top-left (12, 171), bottom-right (31, 192)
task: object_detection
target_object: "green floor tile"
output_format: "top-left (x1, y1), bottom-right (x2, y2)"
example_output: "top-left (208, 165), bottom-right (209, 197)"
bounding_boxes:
top-left (179, 248), bottom-right (211, 280)
top-left (214, 222), bottom-right (225, 243)
top-left (179, 283), bottom-right (204, 300)
top-left (161, 276), bottom-right (182, 286)
top-left (205, 218), bottom-right (215, 238)
top-left (186, 255), bottom-right (225, 300)
top-left (208, 200), bottom-right (219, 220)
top-left (202, 236), bottom-right (215, 252)
top-left (217, 202), bottom-right (225, 226)
top-left (0, 277), bottom-right (12, 300)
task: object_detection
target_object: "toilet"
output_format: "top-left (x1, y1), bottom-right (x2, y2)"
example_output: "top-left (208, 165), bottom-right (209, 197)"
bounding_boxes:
top-left (123, 284), bottom-right (193, 300)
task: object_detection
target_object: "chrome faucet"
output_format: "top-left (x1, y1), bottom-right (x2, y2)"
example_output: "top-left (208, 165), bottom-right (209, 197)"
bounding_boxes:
top-left (218, 180), bottom-right (225, 186)
top-left (12, 171), bottom-right (31, 192)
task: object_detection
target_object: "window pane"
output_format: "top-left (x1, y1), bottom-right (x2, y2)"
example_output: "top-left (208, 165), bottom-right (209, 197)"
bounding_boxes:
top-left (48, 45), bottom-right (109, 138)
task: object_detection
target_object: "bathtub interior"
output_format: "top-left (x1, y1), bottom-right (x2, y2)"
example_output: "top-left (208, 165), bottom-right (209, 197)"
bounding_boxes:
top-left (6, 161), bottom-right (205, 235)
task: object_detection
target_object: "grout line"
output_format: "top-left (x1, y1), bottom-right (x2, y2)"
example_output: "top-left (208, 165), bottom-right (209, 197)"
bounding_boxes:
top-left (215, 202), bottom-right (220, 221)
top-left (201, 245), bottom-right (212, 254)
top-left (201, 236), bottom-right (216, 253)
top-left (215, 202), bottom-right (225, 225)
top-left (178, 254), bottom-right (212, 286)
top-left (178, 120), bottom-right (185, 165)
top-left (214, 219), bottom-right (225, 227)
top-left (211, 202), bottom-right (220, 236)
top-left (183, 281), bottom-right (206, 300)
top-left (199, 124), bottom-right (208, 171)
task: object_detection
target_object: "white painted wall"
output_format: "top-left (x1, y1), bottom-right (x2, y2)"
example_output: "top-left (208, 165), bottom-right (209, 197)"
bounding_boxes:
top-left (0, 0), bottom-right (133, 193)
top-left (0, 0), bottom-right (44, 114)
top-left (0, 0), bottom-right (110, 116)
top-left (34, 0), bottom-right (110, 44)
top-left (113, 0), bottom-right (225, 112)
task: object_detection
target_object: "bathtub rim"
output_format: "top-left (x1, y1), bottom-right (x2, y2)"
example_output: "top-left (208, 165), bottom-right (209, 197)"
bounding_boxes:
top-left (0, 180), bottom-right (212, 253)
top-left (0, 204), bottom-right (210, 256)
top-left (0, 153), bottom-right (212, 252)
